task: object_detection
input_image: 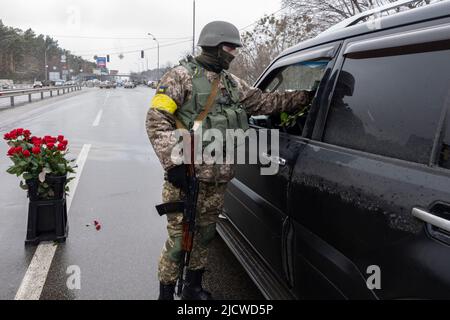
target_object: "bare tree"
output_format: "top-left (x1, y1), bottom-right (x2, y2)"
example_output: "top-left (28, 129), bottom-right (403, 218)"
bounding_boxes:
top-left (230, 13), bottom-right (318, 84)
top-left (282, 0), bottom-right (436, 32)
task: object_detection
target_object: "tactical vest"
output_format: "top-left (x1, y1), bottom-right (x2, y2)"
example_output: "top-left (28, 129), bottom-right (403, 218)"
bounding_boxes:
top-left (175, 57), bottom-right (250, 142)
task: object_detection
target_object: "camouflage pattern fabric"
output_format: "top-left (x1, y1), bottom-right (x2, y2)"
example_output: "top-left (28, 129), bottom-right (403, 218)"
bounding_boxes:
top-left (158, 181), bottom-right (227, 285)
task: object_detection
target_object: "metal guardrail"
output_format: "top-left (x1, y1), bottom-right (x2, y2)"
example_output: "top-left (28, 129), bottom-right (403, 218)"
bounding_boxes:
top-left (0, 85), bottom-right (82, 107)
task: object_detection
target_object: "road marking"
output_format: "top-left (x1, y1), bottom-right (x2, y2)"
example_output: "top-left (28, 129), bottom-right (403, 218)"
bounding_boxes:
top-left (14, 144), bottom-right (91, 300)
top-left (91, 91), bottom-right (110, 127)
top-left (92, 110), bottom-right (103, 127)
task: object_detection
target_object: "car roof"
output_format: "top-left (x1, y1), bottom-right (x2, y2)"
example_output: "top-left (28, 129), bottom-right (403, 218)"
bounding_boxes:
top-left (279, 0), bottom-right (450, 59)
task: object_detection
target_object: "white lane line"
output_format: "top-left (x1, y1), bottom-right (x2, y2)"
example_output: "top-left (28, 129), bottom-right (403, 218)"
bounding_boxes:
top-left (103, 91), bottom-right (111, 107)
top-left (91, 91), bottom-right (110, 127)
top-left (92, 110), bottom-right (103, 127)
top-left (67, 144), bottom-right (91, 212)
top-left (14, 144), bottom-right (91, 300)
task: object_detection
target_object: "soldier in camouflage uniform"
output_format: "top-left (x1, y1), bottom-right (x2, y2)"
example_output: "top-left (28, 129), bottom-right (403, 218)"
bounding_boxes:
top-left (146, 21), bottom-right (311, 300)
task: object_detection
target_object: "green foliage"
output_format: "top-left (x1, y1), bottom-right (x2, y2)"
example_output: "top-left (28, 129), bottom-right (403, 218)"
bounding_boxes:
top-left (280, 105), bottom-right (310, 128)
top-left (0, 19), bottom-right (96, 81)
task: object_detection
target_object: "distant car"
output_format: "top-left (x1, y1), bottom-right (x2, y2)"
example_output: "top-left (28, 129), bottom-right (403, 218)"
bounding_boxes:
top-left (99, 81), bottom-right (117, 89)
top-left (54, 80), bottom-right (66, 87)
top-left (147, 80), bottom-right (158, 89)
top-left (124, 81), bottom-right (136, 89)
top-left (0, 79), bottom-right (15, 90)
top-left (33, 81), bottom-right (43, 88)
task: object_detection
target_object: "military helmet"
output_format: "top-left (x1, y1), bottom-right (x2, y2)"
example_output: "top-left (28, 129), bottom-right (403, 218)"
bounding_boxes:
top-left (198, 21), bottom-right (242, 48)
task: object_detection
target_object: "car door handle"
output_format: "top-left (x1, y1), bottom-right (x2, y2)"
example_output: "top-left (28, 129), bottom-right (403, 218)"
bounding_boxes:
top-left (261, 152), bottom-right (287, 166)
top-left (412, 207), bottom-right (450, 233)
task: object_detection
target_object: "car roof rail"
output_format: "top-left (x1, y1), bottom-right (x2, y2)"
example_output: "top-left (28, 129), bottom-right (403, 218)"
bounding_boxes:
top-left (321, 0), bottom-right (425, 34)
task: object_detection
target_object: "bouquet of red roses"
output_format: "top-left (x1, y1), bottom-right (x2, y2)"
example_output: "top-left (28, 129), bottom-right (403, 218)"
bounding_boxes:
top-left (4, 128), bottom-right (77, 200)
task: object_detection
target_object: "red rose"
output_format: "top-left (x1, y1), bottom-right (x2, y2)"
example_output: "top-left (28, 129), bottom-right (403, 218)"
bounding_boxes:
top-left (32, 137), bottom-right (43, 146)
top-left (22, 150), bottom-right (31, 157)
top-left (61, 140), bottom-right (68, 146)
top-left (23, 130), bottom-right (31, 140)
top-left (16, 128), bottom-right (24, 135)
top-left (14, 146), bottom-right (23, 154)
top-left (43, 136), bottom-right (56, 144)
top-left (9, 131), bottom-right (17, 140)
top-left (57, 144), bottom-right (66, 151)
top-left (7, 147), bottom-right (15, 156)
top-left (47, 143), bottom-right (55, 150)
top-left (32, 146), bottom-right (41, 155)
top-left (3, 133), bottom-right (11, 140)
top-left (57, 135), bottom-right (65, 143)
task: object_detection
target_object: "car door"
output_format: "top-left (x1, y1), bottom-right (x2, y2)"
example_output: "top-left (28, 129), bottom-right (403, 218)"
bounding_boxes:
top-left (288, 19), bottom-right (450, 299)
top-left (224, 42), bottom-right (341, 287)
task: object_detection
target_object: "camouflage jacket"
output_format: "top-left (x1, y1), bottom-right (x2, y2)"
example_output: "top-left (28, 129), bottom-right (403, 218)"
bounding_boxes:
top-left (146, 63), bottom-right (311, 183)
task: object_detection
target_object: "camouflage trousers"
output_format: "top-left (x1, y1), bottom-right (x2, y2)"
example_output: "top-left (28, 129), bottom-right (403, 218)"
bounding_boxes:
top-left (158, 181), bottom-right (228, 285)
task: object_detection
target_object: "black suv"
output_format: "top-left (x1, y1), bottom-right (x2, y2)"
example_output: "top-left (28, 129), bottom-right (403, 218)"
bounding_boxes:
top-left (218, 0), bottom-right (450, 300)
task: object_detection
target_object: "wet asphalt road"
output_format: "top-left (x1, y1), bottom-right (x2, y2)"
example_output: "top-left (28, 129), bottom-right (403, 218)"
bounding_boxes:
top-left (0, 86), bottom-right (263, 300)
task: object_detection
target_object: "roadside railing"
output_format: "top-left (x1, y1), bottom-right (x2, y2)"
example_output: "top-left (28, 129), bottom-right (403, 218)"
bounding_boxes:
top-left (0, 85), bottom-right (82, 107)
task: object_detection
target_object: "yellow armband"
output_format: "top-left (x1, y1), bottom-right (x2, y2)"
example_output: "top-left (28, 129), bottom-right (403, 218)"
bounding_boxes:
top-left (151, 94), bottom-right (178, 114)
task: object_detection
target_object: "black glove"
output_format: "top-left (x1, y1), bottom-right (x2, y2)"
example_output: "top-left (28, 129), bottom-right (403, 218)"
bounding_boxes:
top-left (167, 165), bottom-right (187, 189)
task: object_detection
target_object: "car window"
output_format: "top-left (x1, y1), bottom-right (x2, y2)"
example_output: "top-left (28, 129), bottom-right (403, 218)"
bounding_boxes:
top-left (251, 60), bottom-right (330, 134)
top-left (264, 60), bottom-right (329, 93)
top-left (323, 49), bottom-right (450, 165)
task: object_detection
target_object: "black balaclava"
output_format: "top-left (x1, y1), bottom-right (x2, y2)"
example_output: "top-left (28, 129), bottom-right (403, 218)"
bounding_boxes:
top-left (195, 45), bottom-right (235, 74)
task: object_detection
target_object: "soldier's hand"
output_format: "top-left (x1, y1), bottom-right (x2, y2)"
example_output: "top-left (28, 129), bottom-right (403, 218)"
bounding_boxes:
top-left (167, 165), bottom-right (187, 190)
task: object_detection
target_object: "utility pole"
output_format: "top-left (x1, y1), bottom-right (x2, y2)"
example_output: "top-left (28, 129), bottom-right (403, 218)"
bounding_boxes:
top-left (193, 0), bottom-right (196, 56)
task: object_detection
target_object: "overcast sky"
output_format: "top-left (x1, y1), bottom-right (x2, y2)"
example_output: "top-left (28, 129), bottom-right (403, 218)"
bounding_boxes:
top-left (0, 0), bottom-right (283, 74)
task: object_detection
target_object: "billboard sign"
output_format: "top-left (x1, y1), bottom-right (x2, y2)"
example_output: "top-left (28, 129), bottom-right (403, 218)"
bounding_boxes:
top-left (49, 72), bottom-right (61, 81)
top-left (96, 57), bottom-right (107, 68)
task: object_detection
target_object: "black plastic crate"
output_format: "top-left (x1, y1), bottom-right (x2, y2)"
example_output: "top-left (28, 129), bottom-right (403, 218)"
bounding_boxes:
top-left (25, 198), bottom-right (68, 246)
top-left (26, 175), bottom-right (67, 202)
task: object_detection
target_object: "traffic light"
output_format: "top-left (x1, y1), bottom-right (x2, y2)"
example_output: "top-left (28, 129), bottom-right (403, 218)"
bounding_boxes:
top-left (107, 55), bottom-right (110, 63)
top-left (141, 50), bottom-right (144, 59)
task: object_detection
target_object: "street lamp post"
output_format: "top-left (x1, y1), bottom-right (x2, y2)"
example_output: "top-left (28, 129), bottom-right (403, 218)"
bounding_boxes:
top-left (44, 45), bottom-right (49, 82)
top-left (148, 32), bottom-right (160, 80)
top-left (193, 0), bottom-right (196, 56)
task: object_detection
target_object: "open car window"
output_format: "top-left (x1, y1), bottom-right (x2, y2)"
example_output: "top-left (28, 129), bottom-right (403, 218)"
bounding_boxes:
top-left (251, 59), bottom-right (331, 135)
top-left (265, 60), bottom-right (330, 93)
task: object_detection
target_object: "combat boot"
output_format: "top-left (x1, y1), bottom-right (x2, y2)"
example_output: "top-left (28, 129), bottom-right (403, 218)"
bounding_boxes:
top-left (158, 282), bottom-right (176, 300)
top-left (181, 269), bottom-right (213, 300)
